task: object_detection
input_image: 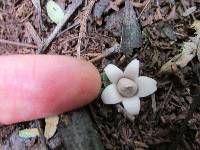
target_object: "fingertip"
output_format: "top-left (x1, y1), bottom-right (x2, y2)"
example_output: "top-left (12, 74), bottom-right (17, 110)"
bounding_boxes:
top-left (0, 55), bottom-right (102, 124)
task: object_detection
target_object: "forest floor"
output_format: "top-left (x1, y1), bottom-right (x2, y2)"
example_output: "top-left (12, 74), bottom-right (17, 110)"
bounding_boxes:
top-left (0, 0), bottom-right (200, 149)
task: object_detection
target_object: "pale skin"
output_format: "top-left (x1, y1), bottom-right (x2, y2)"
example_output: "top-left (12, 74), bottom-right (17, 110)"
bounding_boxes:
top-left (0, 55), bottom-right (101, 125)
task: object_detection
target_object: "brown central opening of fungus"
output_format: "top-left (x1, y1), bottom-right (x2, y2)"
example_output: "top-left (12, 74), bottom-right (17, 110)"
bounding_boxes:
top-left (117, 78), bottom-right (138, 98)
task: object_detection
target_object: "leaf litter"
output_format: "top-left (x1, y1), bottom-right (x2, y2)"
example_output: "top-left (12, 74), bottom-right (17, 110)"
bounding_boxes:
top-left (160, 20), bottom-right (200, 74)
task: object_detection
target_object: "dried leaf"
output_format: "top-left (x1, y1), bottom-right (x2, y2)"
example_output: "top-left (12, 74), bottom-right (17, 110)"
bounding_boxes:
top-left (19, 128), bottom-right (39, 139)
top-left (160, 42), bottom-right (197, 74)
top-left (191, 20), bottom-right (200, 34)
top-left (120, 0), bottom-right (143, 55)
top-left (46, 0), bottom-right (65, 24)
top-left (194, 35), bottom-right (200, 61)
top-left (190, 35), bottom-right (200, 46)
top-left (182, 6), bottom-right (196, 17)
top-left (197, 48), bottom-right (200, 62)
top-left (44, 115), bottom-right (59, 140)
top-left (191, 20), bottom-right (200, 61)
top-left (160, 20), bottom-right (200, 74)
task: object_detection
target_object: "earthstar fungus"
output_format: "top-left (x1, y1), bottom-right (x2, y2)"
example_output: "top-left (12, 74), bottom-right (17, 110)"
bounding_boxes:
top-left (101, 59), bottom-right (157, 115)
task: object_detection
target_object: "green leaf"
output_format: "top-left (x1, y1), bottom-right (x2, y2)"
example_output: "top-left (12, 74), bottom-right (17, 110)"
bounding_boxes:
top-left (101, 72), bottom-right (111, 87)
top-left (46, 0), bottom-right (65, 24)
top-left (19, 128), bottom-right (39, 139)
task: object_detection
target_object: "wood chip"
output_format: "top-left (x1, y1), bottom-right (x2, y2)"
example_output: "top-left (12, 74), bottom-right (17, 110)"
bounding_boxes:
top-left (44, 116), bottom-right (59, 140)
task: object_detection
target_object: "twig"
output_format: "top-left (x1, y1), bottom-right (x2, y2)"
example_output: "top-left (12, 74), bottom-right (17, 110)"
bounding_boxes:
top-left (160, 83), bottom-right (173, 111)
top-left (25, 21), bottom-right (42, 47)
top-left (57, 34), bottom-right (112, 45)
top-left (138, 0), bottom-right (151, 19)
top-left (89, 52), bottom-right (111, 63)
top-left (0, 38), bottom-right (38, 49)
top-left (37, 0), bottom-right (83, 54)
top-left (87, 42), bottom-right (119, 62)
top-left (32, 0), bottom-right (45, 30)
top-left (20, 11), bottom-right (33, 23)
top-left (56, 21), bottom-right (80, 38)
top-left (180, 0), bottom-right (196, 21)
top-left (180, 0), bottom-right (187, 10)
top-left (76, 0), bottom-right (96, 58)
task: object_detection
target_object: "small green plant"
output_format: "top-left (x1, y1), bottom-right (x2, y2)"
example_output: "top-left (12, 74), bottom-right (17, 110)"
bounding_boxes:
top-left (46, 0), bottom-right (65, 24)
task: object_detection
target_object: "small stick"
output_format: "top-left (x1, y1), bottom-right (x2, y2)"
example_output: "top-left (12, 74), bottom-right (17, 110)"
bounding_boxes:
top-left (138, 0), bottom-right (151, 19)
top-left (180, 0), bottom-right (196, 21)
top-left (160, 82), bottom-right (173, 111)
top-left (76, 0), bottom-right (96, 58)
top-left (20, 12), bottom-right (33, 23)
top-left (56, 21), bottom-right (80, 38)
top-left (32, 0), bottom-right (45, 30)
top-left (37, 0), bottom-right (83, 54)
top-left (0, 38), bottom-right (38, 49)
top-left (25, 21), bottom-right (42, 47)
top-left (89, 52), bottom-right (111, 63)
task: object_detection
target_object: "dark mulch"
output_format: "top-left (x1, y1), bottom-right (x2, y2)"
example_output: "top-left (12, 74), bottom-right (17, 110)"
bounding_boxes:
top-left (0, 0), bottom-right (200, 149)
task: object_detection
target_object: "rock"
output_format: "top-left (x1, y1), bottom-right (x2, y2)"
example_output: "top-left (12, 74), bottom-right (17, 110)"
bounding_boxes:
top-left (60, 109), bottom-right (104, 150)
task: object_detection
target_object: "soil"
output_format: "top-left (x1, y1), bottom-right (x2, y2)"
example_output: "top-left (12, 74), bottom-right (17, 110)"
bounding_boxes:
top-left (0, 0), bottom-right (200, 149)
